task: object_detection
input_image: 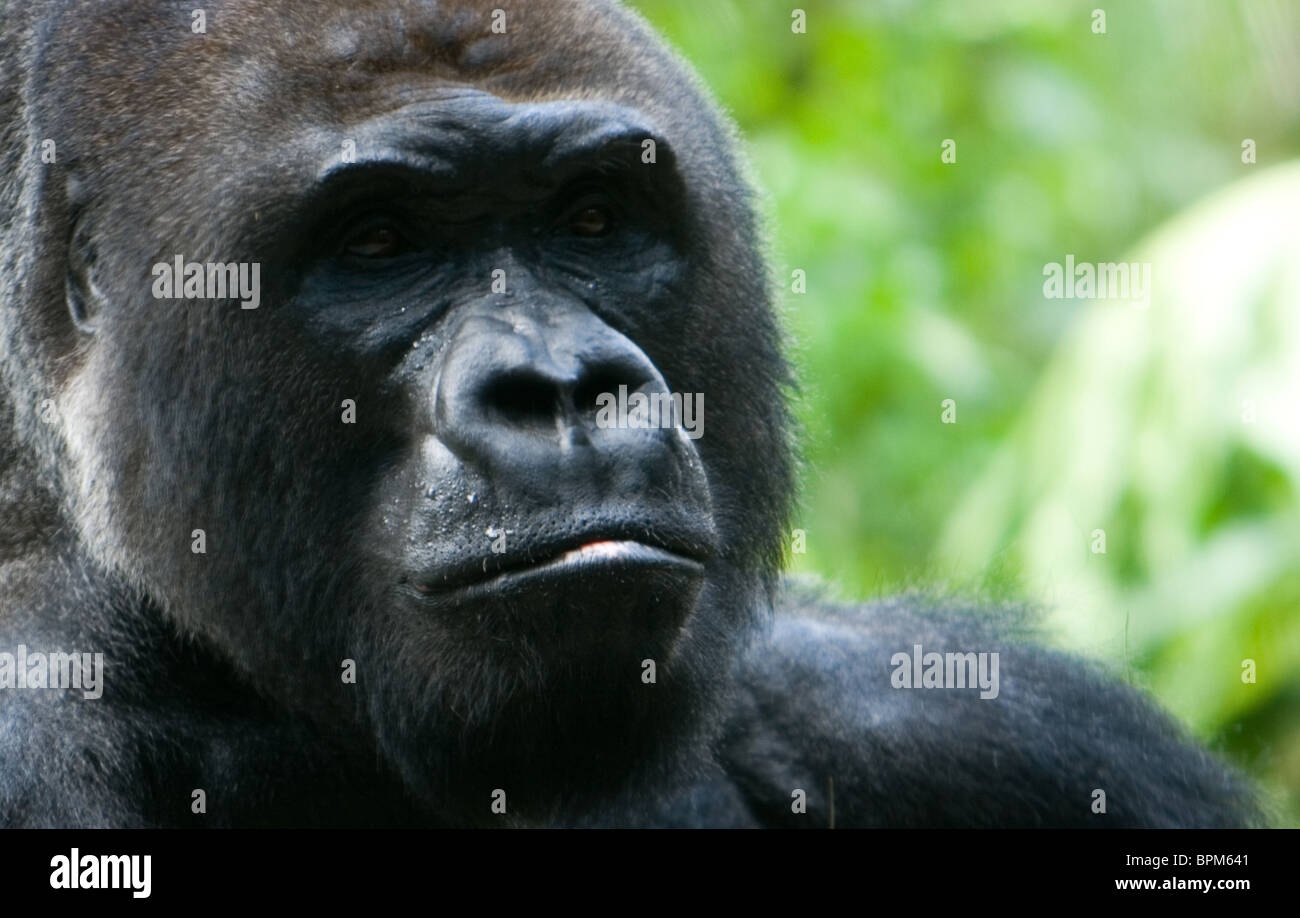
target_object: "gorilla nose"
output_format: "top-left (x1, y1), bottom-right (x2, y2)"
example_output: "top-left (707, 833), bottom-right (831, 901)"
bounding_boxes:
top-left (432, 309), bottom-right (675, 480)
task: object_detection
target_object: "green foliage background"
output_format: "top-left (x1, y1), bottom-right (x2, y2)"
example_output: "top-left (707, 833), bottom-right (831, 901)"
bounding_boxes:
top-left (631, 0), bottom-right (1300, 825)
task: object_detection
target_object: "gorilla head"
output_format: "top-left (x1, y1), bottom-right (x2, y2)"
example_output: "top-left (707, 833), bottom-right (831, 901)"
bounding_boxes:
top-left (0, 0), bottom-right (793, 820)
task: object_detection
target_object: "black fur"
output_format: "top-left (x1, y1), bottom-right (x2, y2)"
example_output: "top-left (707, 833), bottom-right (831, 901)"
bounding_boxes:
top-left (0, 0), bottom-right (1257, 828)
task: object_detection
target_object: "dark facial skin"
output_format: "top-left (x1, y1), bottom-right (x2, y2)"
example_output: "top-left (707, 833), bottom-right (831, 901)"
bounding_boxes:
top-left (303, 94), bottom-right (715, 636)
top-left (289, 92), bottom-right (726, 810)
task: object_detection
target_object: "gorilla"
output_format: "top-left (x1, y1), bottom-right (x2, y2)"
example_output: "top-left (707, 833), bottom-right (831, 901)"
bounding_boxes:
top-left (0, 0), bottom-right (1259, 828)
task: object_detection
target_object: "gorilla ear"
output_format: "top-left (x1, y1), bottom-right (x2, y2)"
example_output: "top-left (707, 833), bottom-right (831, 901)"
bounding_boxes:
top-left (65, 222), bottom-right (105, 334)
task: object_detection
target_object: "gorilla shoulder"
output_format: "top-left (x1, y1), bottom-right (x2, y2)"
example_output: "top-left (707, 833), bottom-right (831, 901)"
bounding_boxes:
top-left (708, 587), bottom-right (1260, 828)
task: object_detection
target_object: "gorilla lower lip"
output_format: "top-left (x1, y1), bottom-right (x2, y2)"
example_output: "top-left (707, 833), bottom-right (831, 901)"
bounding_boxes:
top-left (413, 539), bottom-right (703, 598)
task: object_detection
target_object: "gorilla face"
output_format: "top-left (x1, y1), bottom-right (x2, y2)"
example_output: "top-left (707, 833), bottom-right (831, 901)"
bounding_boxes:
top-left (12, 0), bottom-right (793, 816)
top-left (329, 95), bottom-right (717, 651)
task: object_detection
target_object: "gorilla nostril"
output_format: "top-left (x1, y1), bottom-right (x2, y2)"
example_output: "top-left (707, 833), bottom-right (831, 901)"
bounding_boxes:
top-left (574, 368), bottom-right (646, 418)
top-left (482, 372), bottom-right (564, 433)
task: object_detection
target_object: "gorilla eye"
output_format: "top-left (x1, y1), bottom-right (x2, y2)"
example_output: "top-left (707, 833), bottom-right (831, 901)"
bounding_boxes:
top-left (341, 223), bottom-right (406, 259)
top-left (569, 205), bottom-right (612, 237)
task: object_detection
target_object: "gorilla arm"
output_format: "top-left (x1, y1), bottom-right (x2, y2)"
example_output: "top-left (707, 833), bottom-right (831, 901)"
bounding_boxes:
top-left (706, 589), bottom-right (1261, 829)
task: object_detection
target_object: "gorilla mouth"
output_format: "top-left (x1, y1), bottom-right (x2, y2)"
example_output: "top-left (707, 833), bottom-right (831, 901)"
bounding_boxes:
top-left (408, 536), bottom-right (710, 599)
